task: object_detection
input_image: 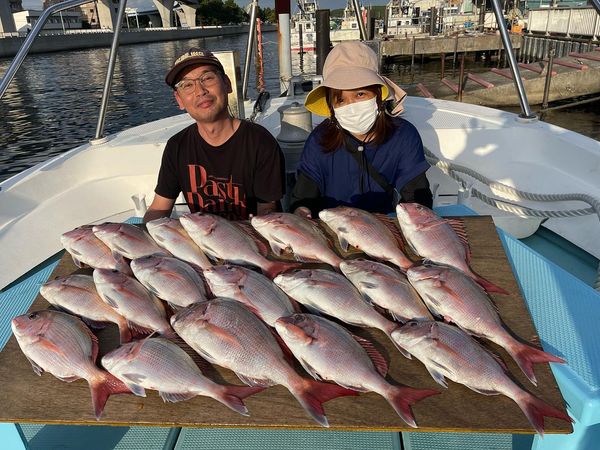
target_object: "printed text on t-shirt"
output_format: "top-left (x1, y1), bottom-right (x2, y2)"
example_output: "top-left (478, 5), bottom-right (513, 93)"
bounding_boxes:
top-left (186, 164), bottom-right (246, 219)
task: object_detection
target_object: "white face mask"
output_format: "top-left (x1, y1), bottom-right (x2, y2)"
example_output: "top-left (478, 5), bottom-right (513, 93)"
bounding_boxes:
top-left (333, 97), bottom-right (379, 136)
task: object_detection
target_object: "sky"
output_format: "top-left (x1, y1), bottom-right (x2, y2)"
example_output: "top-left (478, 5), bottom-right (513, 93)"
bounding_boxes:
top-left (22, 0), bottom-right (391, 13)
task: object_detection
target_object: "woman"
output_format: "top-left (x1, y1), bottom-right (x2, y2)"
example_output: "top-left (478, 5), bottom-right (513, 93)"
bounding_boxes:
top-left (290, 41), bottom-right (432, 217)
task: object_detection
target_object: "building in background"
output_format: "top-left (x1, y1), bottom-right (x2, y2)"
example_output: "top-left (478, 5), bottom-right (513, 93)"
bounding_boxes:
top-left (10, 0), bottom-right (23, 12)
top-left (13, 9), bottom-right (82, 32)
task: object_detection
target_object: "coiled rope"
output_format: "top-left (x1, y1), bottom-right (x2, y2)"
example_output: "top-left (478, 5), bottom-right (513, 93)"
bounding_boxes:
top-left (424, 147), bottom-right (600, 291)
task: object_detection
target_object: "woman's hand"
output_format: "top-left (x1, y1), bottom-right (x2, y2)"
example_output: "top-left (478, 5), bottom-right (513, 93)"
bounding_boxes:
top-left (293, 207), bottom-right (312, 219)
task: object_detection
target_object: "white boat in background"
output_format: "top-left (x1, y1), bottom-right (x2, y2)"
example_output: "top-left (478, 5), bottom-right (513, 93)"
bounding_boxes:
top-left (1, 0), bottom-right (600, 448)
top-left (382, 0), bottom-right (423, 36)
top-left (290, 0), bottom-right (318, 52)
top-left (330, 0), bottom-right (362, 42)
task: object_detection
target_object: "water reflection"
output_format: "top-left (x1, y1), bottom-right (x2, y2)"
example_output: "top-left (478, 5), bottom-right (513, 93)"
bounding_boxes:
top-left (0, 36), bottom-right (598, 183)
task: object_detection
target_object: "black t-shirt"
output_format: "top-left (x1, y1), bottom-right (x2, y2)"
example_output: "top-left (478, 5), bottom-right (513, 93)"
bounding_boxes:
top-left (155, 120), bottom-right (285, 220)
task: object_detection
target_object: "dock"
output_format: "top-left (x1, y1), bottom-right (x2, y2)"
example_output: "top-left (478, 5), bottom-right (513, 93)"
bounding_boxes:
top-left (0, 24), bottom-right (277, 58)
top-left (403, 48), bottom-right (600, 106)
top-left (379, 32), bottom-right (523, 60)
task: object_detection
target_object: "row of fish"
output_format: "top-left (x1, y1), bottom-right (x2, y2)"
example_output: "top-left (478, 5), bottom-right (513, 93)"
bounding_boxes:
top-left (11, 204), bottom-right (570, 432)
top-left (62, 204), bottom-right (503, 295)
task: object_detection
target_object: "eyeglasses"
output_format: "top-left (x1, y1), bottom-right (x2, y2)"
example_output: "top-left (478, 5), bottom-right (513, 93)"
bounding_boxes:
top-left (175, 71), bottom-right (220, 94)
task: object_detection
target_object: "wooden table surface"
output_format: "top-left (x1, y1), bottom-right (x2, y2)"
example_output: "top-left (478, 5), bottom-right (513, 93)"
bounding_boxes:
top-left (0, 216), bottom-right (572, 434)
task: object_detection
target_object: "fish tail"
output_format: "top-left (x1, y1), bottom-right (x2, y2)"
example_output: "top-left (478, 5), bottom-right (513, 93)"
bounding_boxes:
top-left (90, 371), bottom-right (133, 420)
top-left (117, 321), bottom-right (133, 344)
top-left (392, 254), bottom-right (415, 272)
top-left (514, 391), bottom-right (573, 436)
top-left (291, 379), bottom-right (358, 427)
top-left (385, 386), bottom-right (440, 428)
top-left (510, 341), bottom-right (565, 386)
top-left (471, 272), bottom-right (510, 295)
top-left (264, 261), bottom-right (301, 279)
top-left (217, 385), bottom-right (265, 416)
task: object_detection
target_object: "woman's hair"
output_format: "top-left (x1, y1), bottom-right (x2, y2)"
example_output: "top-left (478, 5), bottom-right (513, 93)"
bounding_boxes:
top-left (319, 85), bottom-right (394, 153)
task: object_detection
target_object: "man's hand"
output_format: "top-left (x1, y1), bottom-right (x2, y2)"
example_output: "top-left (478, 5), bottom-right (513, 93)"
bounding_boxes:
top-left (143, 194), bottom-right (176, 223)
top-left (256, 201), bottom-right (278, 216)
top-left (293, 207), bottom-right (312, 219)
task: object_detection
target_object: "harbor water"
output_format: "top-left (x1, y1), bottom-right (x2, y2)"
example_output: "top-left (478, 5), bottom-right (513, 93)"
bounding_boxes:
top-left (0, 32), bottom-right (598, 183)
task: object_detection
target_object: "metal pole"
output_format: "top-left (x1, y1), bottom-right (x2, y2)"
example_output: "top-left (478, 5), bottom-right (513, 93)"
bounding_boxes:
top-left (440, 52), bottom-right (445, 79)
top-left (277, 12), bottom-right (292, 95)
top-left (490, 0), bottom-right (535, 119)
top-left (242, 0), bottom-right (259, 100)
top-left (352, 0), bottom-right (367, 40)
top-left (59, 11), bottom-right (66, 33)
top-left (0, 0), bottom-right (95, 100)
top-left (94, 0), bottom-right (128, 140)
top-left (316, 9), bottom-right (331, 75)
top-left (541, 46), bottom-right (555, 110)
top-left (458, 52), bottom-right (465, 102)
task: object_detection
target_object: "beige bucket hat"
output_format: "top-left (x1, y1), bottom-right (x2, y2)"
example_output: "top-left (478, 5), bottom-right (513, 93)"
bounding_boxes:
top-left (305, 41), bottom-right (406, 117)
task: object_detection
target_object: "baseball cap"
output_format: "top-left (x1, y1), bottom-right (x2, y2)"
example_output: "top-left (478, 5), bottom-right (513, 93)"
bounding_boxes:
top-left (305, 41), bottom-right (406, 117)
top-left (165, 48), bottom-right (225, 88)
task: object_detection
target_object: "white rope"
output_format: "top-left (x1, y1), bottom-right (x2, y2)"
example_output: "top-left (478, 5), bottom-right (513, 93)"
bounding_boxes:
top-left (424, 147), bottom-right (600, 291)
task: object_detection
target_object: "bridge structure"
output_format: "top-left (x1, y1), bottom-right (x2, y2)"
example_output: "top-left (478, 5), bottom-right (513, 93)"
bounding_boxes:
top-left (0, 0), bottom-right (202, 33)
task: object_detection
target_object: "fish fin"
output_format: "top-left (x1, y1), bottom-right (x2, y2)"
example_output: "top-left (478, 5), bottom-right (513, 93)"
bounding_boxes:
top-left (160, 391), bottom-right (197, 403)
top-left (297, 359), bottom-right (324, 381)
top-left (358, 281), bottom-right (378, 291)
top-left (126, 321), bottom-right (155, 339)
top-left (117, 321), bottom-right (133, 344)
top-left (470, 272), bottom-right (510, 295)
top-left (264, 261), bottom-right (302, 279)
top-left (514, 391), bottom-right (573, 436)
top-left (143, 281), bottom-right (163, 299)
top-left (268, 240), bottom-right (286, 256)
top-left (425, 364), bottom-right (449, 388)
top-left (292, 379), bottom-right (359, 428)
top-left (112, 248), bottom-right (129, 261)
top-left (444, 218), bottom-right (470, 261)
top-left (71, 255), bottom-right (85, 269)
top-left (113, 254), bottom-right (132, 275)
top-left (122, 372), bottom-right (147, 384)
top-left (236, 373), bottom-right (276, 388)
top-left (389, 311), bottom-right (410, 324)
top-left (271, 325), bottom-right (307, 364)
top-left (25, 357), bottom-right (45, 376)
top-left (350, 333), bottom-right (389, 377)
top-left (90, 371), bottom-right (134, 420)
top-left (38, 338), bottom-right (69, 356)
top-left (374, 213), bottom-right (407, 252)
top-left (508, 341), bottom-right (565, 386)
top-left (237, 222), bottom-right (270, 257)
top-left (57, 375), bottom-right (82, 383)
top-left (385, 386), bottom-right (440, 428)
top-left (468, 386), bottom-right (501, 396)
top-left (102, 294), bottom-right (120, 309)
top-left (123, 382), bottom-right (146, 397)
top-left (339, 236), bottom-right (350, 252)
top-left (302, 304), bottom-right (324, 316)
top-left (217, 385), bottom-right (265, 416)
top-left (167, 302), bottom-right (183, 311)
top-left (204, 322), bottom-right (244, 348)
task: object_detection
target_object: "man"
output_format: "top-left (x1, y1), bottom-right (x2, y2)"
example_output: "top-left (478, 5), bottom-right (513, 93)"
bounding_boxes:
top-left (144, 48), bottom-right (285, 223)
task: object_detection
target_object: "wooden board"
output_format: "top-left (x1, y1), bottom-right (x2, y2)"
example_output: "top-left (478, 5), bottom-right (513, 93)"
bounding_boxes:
top-left (0, 216), bottom-right (572, 434)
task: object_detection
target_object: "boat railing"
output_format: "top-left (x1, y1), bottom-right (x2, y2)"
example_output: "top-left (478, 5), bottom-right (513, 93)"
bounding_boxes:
top-left (0, 0), bottom-right (129, 142)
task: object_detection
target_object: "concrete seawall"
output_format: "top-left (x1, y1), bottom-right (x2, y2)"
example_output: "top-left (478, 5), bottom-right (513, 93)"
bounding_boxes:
top-left (0, 24), bottom-right (277, 58)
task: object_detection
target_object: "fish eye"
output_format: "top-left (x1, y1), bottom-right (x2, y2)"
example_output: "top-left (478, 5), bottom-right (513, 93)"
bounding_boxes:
top-left (408, 321), bottom-right (418, 327)
top-left (28, 312), bottom-right (38, 320)
top-left (111, 269), bottom-right (119, 273)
